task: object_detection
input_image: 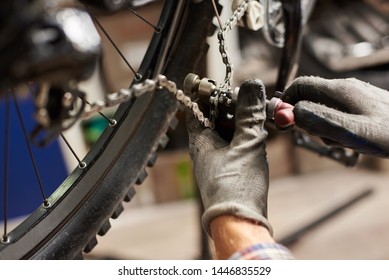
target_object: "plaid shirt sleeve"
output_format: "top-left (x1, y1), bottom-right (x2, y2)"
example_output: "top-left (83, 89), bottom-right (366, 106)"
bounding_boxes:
top-left (228, 243), bottom-right (294, 260)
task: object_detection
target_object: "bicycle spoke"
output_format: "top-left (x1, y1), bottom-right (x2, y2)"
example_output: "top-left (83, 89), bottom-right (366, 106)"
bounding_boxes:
top-left (60, 133), bottom-right (87, 169)
top-left (92, 15), bottom-right (142, 81)
top-left (100, 111), bottom-right (117, 126)
top-left (12, 93), bottom-right (50, 208)
top-left (96, 111), bottom-right (117, 127)
top-left (81, 97), bottom-right (117, 127)
top-left (211, 0), bottom-right (223, 30)
top-left (128, 7), bottom-right (161, 33)
top-left (2, 95), bottom-right (10, 244)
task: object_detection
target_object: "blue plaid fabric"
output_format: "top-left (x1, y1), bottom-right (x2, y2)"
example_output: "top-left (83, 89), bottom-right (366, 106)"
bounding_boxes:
top-left (229, 243), bottom-right (294, 260)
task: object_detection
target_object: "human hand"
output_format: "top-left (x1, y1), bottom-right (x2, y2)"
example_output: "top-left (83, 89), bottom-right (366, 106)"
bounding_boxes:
top-left (283, 76), bottom-right (389, 157)
top-left (186, 79), bottom-right (272, 236)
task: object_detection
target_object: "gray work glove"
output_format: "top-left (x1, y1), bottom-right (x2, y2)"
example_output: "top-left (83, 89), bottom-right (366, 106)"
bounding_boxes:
top-left (186, 79), bottom-right (272, 236)
top-left (283, 76), bottom-right (389, 157)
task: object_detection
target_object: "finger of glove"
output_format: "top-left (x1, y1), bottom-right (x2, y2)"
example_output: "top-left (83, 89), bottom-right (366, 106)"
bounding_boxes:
top-left (186, 110), bottom-right (226, 153)
top-left (294, 101), bottom-right (388, 156)
top-left (231, 79), bottom-right (267, 148)
top-left (284, 76), bottom-right (369, 114)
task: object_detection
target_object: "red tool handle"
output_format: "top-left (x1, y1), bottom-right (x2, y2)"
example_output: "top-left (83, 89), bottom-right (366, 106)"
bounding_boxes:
top-left (266, 97), bottom-right (295, 129)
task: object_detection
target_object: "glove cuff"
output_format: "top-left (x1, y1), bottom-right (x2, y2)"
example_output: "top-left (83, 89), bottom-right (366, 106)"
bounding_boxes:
top-left (202, 202), bottom-right (273, 237)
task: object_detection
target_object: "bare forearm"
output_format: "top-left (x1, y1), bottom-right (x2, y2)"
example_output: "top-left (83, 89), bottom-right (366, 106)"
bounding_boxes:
top-left (210, 215), bottom-right (275, 259)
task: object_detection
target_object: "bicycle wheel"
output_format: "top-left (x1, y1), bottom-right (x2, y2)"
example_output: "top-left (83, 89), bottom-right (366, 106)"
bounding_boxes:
top-left (0, 0), bottom-right (218, 259)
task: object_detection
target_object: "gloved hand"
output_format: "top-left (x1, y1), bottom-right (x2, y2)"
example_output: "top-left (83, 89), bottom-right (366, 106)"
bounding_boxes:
top-left (186, 79), bottom-right (272, 236)
top-left (283, 76), bottom-right (389, 157)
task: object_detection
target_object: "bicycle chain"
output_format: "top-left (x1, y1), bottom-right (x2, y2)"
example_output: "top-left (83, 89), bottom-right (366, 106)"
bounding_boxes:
top-left (82, 75), bottom-right (215, 129)
top-left (159, 76), bottom-right (215, 129)
top-left (218, 0), bottom-right (253, 90)
top-left (209, 0), bottom-right (254, 123)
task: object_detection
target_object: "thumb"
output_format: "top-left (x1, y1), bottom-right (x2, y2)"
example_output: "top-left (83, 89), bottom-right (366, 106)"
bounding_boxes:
top-left (231, 79), bottom-right (267, 148)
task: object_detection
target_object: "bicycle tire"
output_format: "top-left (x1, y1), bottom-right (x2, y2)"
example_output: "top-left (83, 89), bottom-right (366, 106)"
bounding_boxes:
top-left (0, 0), bottom-right (218, 259)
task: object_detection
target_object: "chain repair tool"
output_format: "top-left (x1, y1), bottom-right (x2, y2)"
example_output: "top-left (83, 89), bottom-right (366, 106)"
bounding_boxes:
top-left (183, 73), bottom-right (295, 129)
